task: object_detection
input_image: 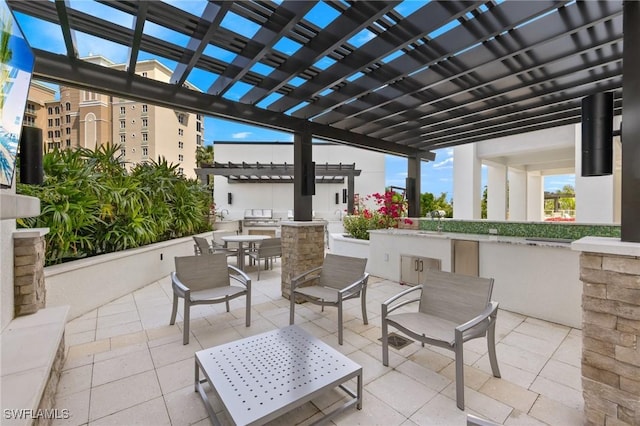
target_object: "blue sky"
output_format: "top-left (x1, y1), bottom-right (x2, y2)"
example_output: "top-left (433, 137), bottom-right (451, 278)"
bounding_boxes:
top-left (15, 0), bottom-right (574, 199)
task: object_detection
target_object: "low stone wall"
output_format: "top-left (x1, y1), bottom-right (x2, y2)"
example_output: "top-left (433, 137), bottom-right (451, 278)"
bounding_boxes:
top-left (13, 229), bottom-right (48, 316)
top-left (579, 251), bottom-right (640, 425)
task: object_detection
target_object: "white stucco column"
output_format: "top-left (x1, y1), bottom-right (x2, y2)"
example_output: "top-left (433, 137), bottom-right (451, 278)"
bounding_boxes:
top-left (453, 144), bottom-right (481, 219)
top-left (526, 171), bottom-right (543, 221)
top-left (574, 123), bottom-right (616, 223)
top-left (508, 167), bottom-right (527, 221)
top-left (486, 163), bottom-right (507, 220)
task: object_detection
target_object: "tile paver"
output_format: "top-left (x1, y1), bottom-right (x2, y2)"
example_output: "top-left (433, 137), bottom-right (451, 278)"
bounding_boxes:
top-left (57, 259), bottom-right (585, 425)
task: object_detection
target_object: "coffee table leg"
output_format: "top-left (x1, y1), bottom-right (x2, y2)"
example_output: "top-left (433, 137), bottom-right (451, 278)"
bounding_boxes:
top-left (357, 370), bottom-right (363, 410)
top-left (195, 357), bottom-right (222, 426)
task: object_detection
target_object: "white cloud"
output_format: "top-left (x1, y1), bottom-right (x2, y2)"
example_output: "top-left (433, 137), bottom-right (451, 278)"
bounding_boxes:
top-left (432, 157), bottom-right (454, 169)
top-left (232, 132), bottom-right (252, 139)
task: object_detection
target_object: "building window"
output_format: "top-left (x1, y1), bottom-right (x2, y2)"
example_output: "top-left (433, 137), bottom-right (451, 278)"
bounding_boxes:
top-left (142, 133), bottom-right (148, 142)
top-left (54, 130), bottom-right (60, 138)
top-left (196, 135), bottom-right (202, 146)
top-left (120, 120), bottom-right (125, 129)
top-left (55, 118), bottom-right (60, 126)
top-left (141, 72), bottom-right (147, 77)
top-left (142, 104), bottom-right (148, 113)
top-left (48, 119), bottom-right (53, 127)
top-left (197, 114), bottom-right (202, 120)
top-left (66, 115), bottom-right (71, 124)
top-left (120, 148), bottom-right (126, 157)
top-left (142, 147), bottom-right (148, 156)
top-left (24, 116), bottom-right (35, 126)
top-left (48, 107), bottom-right (53, 115)
top-left (178, 114), bottom-right (185, 124)
top-left (55, 106), bottom-right (60, 114)
top-left (142, 118), bottom-right (148, 127)
top-left (120, 135), bottom-right (126, 144)
top-left (66, 127), bottom-right (71, 135)
top-left (66, 139), bottom-right (71, 148)
top-left (196, 122), bottom-right (202, 132)
top-left (178, 167), bottom-right (184, 175)
top-left (178, 141), bottom-right (184, 149)
top-left (120, 106), bottom-right (125, 114)
top-left (178, 129), bottom-right (183, 136)
top-left (26, 103), bottom-right (35, 114)
top-left (178, 154), bottom-right (184, 161)
top-left (65, 102), bottom-right (71, 111)
top-left (47, 131), bottom-right (53, 139)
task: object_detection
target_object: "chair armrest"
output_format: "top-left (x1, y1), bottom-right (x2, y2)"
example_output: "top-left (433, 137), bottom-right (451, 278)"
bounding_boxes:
top-left (382, 285), bottom-right (422, 316)
top-left (171, 272), bottom-right (190, 297)
top-left (228, 264), bottom-right (251, 289)
top-left (290, 266), bottom-right (323, 291)
top-left (338, 272), bottom-right (370, 297)
top-left (456, 301), bottom-right (499, 334)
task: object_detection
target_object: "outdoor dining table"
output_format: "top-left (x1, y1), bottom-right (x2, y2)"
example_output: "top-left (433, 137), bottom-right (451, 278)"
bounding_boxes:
top-left (221, 234), bottom-right (268, 271)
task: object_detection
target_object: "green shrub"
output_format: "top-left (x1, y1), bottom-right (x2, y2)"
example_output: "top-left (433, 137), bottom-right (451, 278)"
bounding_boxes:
top-left (17, 144), bottom-right (211, 265)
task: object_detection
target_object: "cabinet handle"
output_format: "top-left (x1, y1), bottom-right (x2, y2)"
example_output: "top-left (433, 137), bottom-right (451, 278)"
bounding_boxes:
top-left (419, 260), bottom-right (424, 272)
top-left (414, 259), bottom-right (419, 271)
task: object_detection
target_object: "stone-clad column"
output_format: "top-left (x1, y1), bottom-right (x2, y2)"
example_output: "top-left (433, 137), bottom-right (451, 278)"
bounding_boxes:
top-left (281, 221), bottom-right (325, 299)
top-left (13, 228), bottom-right (49, 316)
top-left (573, 237), bottom-right (640, 425)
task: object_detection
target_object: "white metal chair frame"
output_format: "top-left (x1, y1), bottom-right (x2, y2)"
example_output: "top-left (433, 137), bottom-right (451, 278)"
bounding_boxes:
top-left (381, 270), bottom-right (501, 410)
top-left (289, 254), bottom-right (369, 345)
top-left (170, 253), bottom-right (251, 345)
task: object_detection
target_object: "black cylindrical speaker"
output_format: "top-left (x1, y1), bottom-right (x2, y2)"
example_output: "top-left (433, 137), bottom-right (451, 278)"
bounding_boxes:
top-left (342, 188), bottom-right (347, 204)
top-left (227, 192), bottom-right (232, 205)
top-left (581, 92), bottom-right (613, 176)
top-left (335, 192), bottom-right (339, 204)
top-left (19, 126), bottom-right (43, 185)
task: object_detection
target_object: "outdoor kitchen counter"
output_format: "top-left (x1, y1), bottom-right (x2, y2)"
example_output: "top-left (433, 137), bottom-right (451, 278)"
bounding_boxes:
top-left (364, 229), bottom-right (582, 328)
top-left (368, 228), bottom-right (574, 248)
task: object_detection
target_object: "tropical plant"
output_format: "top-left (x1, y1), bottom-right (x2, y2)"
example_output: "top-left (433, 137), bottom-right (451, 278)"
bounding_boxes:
top-left (420, 191), bottom-right (453, 218)
top-left (17, 143), bottom-right (211, 265)
top-left (343, 189), bottom-right (412, 240)
top-left (195, 144), bottom-right (214, 167)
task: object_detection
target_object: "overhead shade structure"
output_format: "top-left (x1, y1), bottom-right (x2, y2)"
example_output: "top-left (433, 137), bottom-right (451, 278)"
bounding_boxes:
top-left (581, 92), bottom-right (614, 177)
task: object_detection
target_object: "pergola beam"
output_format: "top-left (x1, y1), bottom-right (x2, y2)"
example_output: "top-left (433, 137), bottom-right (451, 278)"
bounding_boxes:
top-left (32, 49), bottom-right (433, 160)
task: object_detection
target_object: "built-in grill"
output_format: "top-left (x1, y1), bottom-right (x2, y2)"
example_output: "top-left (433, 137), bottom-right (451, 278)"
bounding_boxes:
top-left (242, 209), bottom-right (280, 228)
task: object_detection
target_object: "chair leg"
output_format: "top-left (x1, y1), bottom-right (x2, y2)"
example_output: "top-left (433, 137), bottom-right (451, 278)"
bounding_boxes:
top-left (360, 290), bottom-right (368, 325)
top-left (170, 292), bottom-right (179, 325)
top-left (338, 301), bottom-right (344, 345)
top-left (454, 343), bottom-right (465, 410)
top-left (289, 291), bottom-right (295, 325)
top-left (382, 319), bottom-right (389, 366)
top-left (183, 298), bottom-right (190, 345)
top-left (487, 321), bottom-right (501, 378)
top-left (245, 291), bottom-right (251, 327)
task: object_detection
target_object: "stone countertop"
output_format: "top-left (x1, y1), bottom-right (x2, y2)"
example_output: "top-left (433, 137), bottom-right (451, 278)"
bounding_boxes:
top-left (368, 228), bottom-right (574, 248)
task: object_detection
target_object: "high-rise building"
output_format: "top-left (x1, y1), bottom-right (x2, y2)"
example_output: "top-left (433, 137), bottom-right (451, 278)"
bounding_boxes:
top-left (24, 81), bottom-right (56, 130)
top-left (36, 56), bottom-right (203, 178)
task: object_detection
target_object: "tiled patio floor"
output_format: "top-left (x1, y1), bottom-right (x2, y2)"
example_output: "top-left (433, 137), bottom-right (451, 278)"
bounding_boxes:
top-left (53, 261), bottom-right (584, 426)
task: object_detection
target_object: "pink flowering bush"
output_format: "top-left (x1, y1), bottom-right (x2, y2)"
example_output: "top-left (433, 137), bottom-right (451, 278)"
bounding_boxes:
top-left (343, 189), bottom-right (412, 240)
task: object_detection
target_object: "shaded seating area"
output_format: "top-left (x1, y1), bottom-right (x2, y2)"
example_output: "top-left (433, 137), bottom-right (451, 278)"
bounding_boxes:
top-left (247, 237), bottom-right (281, 280)
top-left (170, 253), bottom-right (251, 345)
top-left (289, 254), bottom-right (369, 345)
top-left (381, 269), bottom-right (501, 410)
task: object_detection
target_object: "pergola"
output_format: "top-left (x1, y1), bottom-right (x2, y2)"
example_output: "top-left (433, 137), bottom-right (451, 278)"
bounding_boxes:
top-left (8, 0), bottom-right (640, 241)
top-left (196, 161), bottom-right (362, 213)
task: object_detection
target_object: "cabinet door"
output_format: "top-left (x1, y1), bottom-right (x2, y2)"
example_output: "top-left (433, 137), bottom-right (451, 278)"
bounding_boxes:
top-left (417, 257), bottom-right (442, 284)
top-left (400, 255), bottom-right (420, 286)
top-left (452, 239), bottom-right (479, 276)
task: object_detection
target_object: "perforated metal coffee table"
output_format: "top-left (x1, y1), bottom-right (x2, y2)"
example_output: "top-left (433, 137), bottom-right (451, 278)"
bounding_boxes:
top-left (195, 325), bottom-right (363, 425)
